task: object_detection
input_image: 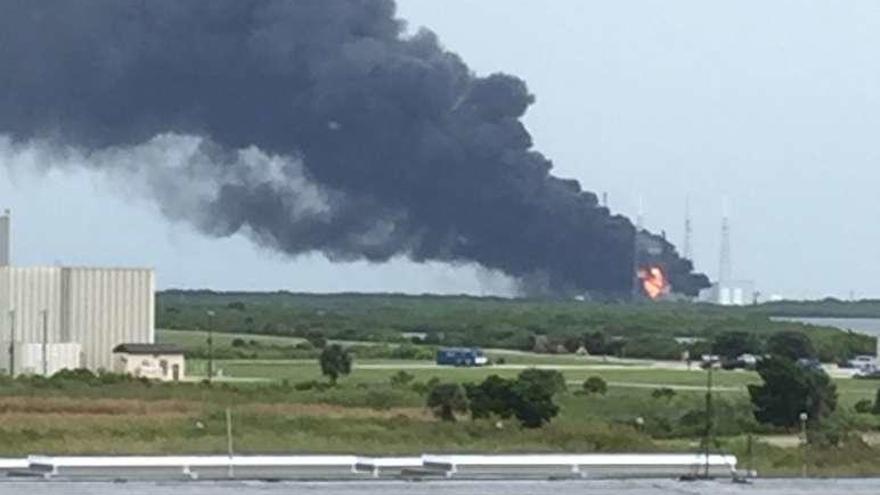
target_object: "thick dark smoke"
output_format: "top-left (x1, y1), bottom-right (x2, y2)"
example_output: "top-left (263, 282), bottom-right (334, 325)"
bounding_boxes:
top-left (0, 0), bottom-right (709, 297)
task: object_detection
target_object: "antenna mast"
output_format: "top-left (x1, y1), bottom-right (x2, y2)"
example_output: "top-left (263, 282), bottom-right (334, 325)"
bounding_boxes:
top-left (719, 199), bottom-right (732, 283)
top-left (683, 197), bottom-right (693, 261)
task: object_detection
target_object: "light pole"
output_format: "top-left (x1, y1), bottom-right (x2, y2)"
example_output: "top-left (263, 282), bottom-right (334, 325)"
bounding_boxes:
top-left (703, 357), bottom-right (715, 479)
top-left (206, 310), bottom-right (216, 383)
top-left (800, 411), bottom-right (809, 478)
top-left (226, 407), bottom-right (235, 478)
top-left (41, 309), bottom-right (49, 377)
top-left (7, 310), bottom-right (15, 377)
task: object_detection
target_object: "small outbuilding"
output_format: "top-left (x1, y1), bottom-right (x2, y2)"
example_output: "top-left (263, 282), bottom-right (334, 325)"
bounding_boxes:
top-left (112, 343), bottom-right (185, 382)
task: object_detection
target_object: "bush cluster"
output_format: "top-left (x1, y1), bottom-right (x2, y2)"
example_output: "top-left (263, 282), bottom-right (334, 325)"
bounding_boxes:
top-left (426, 369), bottom-right (565, 428)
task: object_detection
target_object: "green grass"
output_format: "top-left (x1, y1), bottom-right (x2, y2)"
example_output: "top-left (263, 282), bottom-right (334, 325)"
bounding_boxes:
top-left (1, 325), bottom-right (876, 474)
top-left (201, 356), bottom-right (880, 413)
top-left (0, 368), bottom-right (879, 476)
top-left (158, 328), bottom-right (306, 348)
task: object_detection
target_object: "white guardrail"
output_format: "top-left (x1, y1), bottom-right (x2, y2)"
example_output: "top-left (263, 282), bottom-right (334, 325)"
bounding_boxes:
top-left (0, 453), bottom-right (739, 480)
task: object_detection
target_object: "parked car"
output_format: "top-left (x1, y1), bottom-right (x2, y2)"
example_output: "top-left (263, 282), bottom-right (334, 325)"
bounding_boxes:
top-left (721, 353), bottom-right (758, 370)
top-left (848, 355), bottom-right (878, 370)
top-left (854, 364), bottom-right (880, 379)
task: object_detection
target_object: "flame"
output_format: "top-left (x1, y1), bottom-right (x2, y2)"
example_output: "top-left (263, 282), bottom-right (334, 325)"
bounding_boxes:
top-left (638, 266), bottom-right (669, 300)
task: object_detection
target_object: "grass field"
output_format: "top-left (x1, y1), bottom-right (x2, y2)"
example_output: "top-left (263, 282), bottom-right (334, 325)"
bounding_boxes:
top-left (1, 327), bottom-right (868, 475)
top-left (159, 329), bottom-right (307, 348)
top-left (158, 329), bottom-right (880, 408)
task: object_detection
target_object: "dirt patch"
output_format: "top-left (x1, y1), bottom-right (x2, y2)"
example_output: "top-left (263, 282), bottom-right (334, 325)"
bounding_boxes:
top-left (242, 403), bottom-right (430, 420)
top-left (0, 396), bottom-right (200, 416)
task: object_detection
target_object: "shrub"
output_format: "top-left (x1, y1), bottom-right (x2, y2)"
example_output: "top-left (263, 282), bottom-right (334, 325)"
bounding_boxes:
top-left (873, 389), bottom-right (880, 415)
top-left (294, 380), bottom-right (330, 392)
top-left (389, 344), bottom-right (434, 361)
top-left (227, 301), bottom-right (247, 311)
top-left (621, 336), bottom-right (682, 360)
top-left (854, 399), bottom-right (873, 414)
top-left (231, 338), bottom-right (247, 348)
top-left (426, 383), bottom-right (469, 421)
top-left (363, 390), bottom-right (398, 410)
top-left (411, 377), bottom-right (440, 396)
top-left (305, 331), bottom-right (327, 349)
top-left (583, 331), bottom-right (607, 355)
top-left (582, 376), bottom-right (608, 395)
top-left (517, 368), bottom-right (567, 396)
top-left (389, 371), bottom-right (415, 388)
top-left (711, 331), bottom-right (762, 360)
top-left (651, 387), bottom-right (677, 400)
top-left (766, 331), bottom-right (816, 361)
top-left (50, 368), bottom-right (97, 382)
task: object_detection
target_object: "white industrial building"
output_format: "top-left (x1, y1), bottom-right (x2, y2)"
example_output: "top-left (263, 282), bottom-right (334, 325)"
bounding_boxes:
top-left (0, 211), bottom-right (155, 375)
top-left (700, 280), bottom-right (756, 306)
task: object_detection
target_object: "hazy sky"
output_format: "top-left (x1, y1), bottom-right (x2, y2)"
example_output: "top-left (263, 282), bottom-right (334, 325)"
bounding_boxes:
top-left (1, 1), bottom-right (879, 299)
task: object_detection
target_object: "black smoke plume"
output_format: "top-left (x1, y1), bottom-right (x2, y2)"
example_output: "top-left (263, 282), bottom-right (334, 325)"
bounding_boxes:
top-left (0, 0), bottom-right (709, 297)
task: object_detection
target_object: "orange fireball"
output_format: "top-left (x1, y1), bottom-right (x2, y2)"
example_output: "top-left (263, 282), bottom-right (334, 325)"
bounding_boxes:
top-left (638, 266), bottom-right (669, 300)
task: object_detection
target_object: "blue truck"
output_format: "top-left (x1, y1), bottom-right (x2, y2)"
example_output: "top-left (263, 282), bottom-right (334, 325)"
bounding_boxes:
top-left (436, 347), bottom-right (488, 367)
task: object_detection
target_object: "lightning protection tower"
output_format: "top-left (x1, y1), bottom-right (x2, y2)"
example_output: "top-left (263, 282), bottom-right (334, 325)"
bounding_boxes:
top-left (719, 201), bottom-right (732, 284)
top-left (683, 198), bottom-right (693, 261)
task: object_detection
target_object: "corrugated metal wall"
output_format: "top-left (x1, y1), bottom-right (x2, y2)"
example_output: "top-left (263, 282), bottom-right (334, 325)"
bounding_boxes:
top-left (0, 266), bottom-right (154, 373)
top-left (1, 267), bottom-right (63, 344)
top-left (63, 267), bottom-right (154, 370)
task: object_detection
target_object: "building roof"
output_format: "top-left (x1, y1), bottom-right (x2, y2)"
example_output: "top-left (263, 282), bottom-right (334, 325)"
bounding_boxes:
top-left (112, 343), bottom-right (185, 355)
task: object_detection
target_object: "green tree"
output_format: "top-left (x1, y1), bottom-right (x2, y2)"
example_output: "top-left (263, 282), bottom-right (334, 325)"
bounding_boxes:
top-left (319, 344), bottom-right (352, 385)
top-left (766, 331), bottom-right (816, 361)
top-left (711, 331), bottom-right (761, 360)
top-left (582, 376), bottom-right (607, 395)
top-left (747, 355), bottom-right (837, 427)
top-left (511, 373), bottom-right (560, 428)
top-left (466, 375), bottom-right (517, 419)
top-left (426, 383), bottom-right (469, 421)
top-left (465, 372), bottom-right (561, 427)
top-left (583, 331), bottom-right (607, 355)
top-left (516, 368), bottom-right (567, 396)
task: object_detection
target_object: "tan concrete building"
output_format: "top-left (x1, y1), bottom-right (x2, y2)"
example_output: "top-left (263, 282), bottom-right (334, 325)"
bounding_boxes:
top-left (112, 343), bottom-right (185, 382)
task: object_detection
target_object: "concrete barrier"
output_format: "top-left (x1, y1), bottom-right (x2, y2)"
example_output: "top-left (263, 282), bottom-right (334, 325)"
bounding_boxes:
top-left (16, 453), bottom-right (739, 480)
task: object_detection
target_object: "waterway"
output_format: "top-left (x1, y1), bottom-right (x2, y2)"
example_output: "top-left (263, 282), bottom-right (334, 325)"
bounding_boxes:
top-left (3, 479), bottom-right (880, 494)
top-left (772, 317), bottom-right (880, 338)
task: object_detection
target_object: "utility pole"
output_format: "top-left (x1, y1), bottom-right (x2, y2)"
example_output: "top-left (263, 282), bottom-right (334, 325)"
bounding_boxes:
top-left (8, 310), bottom-right (15, 377)
top-left (703, 360), bottom-right (714, 478)
top-left (226, 407), bottom-right (235, 478)
top-left (206, 310), bottom-right (215, 383)
top-left (41, 309), bottom-right (49, 377)
top-left (800, 412), bottom-right (809, 478)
